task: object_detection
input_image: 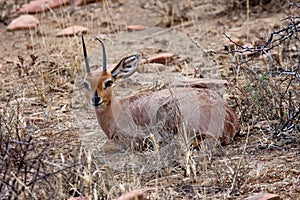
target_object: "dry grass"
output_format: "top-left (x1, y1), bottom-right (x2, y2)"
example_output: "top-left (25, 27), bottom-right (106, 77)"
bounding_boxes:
top-left (0, 0), bottom-right (300, 199)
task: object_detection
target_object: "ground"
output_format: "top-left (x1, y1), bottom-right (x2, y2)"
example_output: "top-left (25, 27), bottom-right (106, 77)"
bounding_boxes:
top-left (0, 0), bottom-right (299, 199)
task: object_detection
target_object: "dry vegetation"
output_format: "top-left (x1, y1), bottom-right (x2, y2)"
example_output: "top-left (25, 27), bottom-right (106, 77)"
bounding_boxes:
top-left (0, 0), bottom-right (299, 199)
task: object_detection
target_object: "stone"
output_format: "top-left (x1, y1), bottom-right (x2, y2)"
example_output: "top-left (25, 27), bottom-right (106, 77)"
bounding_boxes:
top-left (74, 0), bottom-right (98, 6)
top-left (173, 77), bottom-right (229, 89)
top-left (223, 37), bottom-right (243, 51)
top-left (15, 0), bottom-right (69, 14)
top-left (246, 193), bottom-right (281, 200)
top-left (127, 25), bottom-right (146, 31)
top-left (146, 53), bottom-right (177, 65)
top-left (7, 15), bottom-right (39, 31)
top-left (138, 63), bottom-right (167, 73)
top-left (116, 190), bottom-right (146, 200)
top-left (56, 25), bottom-right (88, 37)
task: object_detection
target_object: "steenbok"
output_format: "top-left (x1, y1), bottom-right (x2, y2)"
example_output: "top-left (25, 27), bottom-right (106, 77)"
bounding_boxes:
top-left (81, 36), bottom-right (240, 150)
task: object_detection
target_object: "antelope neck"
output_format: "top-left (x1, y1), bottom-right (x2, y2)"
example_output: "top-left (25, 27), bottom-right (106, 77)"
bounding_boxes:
top-left (95, 96), bottom-right (121, 139)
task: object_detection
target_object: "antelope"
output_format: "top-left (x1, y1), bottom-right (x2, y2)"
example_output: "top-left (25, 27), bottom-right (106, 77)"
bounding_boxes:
top-left (81, 36), bottom-right (240, 150)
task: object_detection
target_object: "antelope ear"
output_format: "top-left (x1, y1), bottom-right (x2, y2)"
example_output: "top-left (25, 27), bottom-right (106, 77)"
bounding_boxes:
top-left (111, 54), bottom-right (141, 79)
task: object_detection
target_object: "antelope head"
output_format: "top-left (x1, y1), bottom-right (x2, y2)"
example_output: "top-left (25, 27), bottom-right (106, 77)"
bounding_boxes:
top-left (81, 36), bottom-right (141, 109)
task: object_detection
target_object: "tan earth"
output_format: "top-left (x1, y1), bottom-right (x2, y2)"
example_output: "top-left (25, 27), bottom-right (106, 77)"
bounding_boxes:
top-left (0, 0), bottom-right (299, 199)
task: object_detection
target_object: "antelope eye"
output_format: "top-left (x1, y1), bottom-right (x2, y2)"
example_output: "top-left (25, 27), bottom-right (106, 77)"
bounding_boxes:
top-left (83, 80), bottom-right (90, 90)
top-left (104, 80), bottom-right (113, 89)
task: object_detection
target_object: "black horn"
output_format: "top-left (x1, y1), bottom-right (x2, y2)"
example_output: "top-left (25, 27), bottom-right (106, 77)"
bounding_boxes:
top-left (82, 35), bottom-right (91, 73)
top-left (95, 37), bottom-right (107, 72)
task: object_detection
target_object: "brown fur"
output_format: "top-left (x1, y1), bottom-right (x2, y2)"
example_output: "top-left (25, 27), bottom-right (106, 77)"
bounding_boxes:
top-left (84, 54), bottom-right (240, 150)
top-left (90, 81), bottom-right (240, 149)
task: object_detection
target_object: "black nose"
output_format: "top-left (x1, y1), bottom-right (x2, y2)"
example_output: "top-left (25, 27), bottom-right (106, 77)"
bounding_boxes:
top-left (91, 90), bottom-right (101, 106)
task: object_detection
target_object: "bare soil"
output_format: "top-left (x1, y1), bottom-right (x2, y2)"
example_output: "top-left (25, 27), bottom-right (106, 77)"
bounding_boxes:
top-left (0, 0), bottom-right (299, 199)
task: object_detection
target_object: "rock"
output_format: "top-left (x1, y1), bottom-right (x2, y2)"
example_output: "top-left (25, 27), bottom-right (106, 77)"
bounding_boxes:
top-left (56, 25), bottom-right (88, 37)
top-left (68, 196), bottom-right (89, 200)
top-left (246, 193), bottom-right (281, 200)
top-left (138, 63), bottom-right (167, 73)
top-left (101, 141), bottom-right (124, 154)
top-left (239, 43), bottom-right (256, 57)
top-left (127, 25), bottom-right (146, 31)
top-left (145, 53), bottom-right (177, 65)
top-left (172, 77), bottom-right (229, 89)
top-left (15, 0), bottom-right (70, 14)
top-left (254, 39), bottom-right (268, 48)
top-left (181, 67), bottom-right (199, 77)
top-left (74, 0), bottom-right (98, 6)
top-left (7, 15), bottom-right (39, 31)
top-left (116, 190), bottom-right (146, 200)
top-left (223, 37), bottom-right (243, 51)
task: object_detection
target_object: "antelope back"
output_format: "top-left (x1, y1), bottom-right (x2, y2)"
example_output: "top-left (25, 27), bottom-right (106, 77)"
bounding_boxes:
top-left (118, 87), bottom-right (239, 145)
